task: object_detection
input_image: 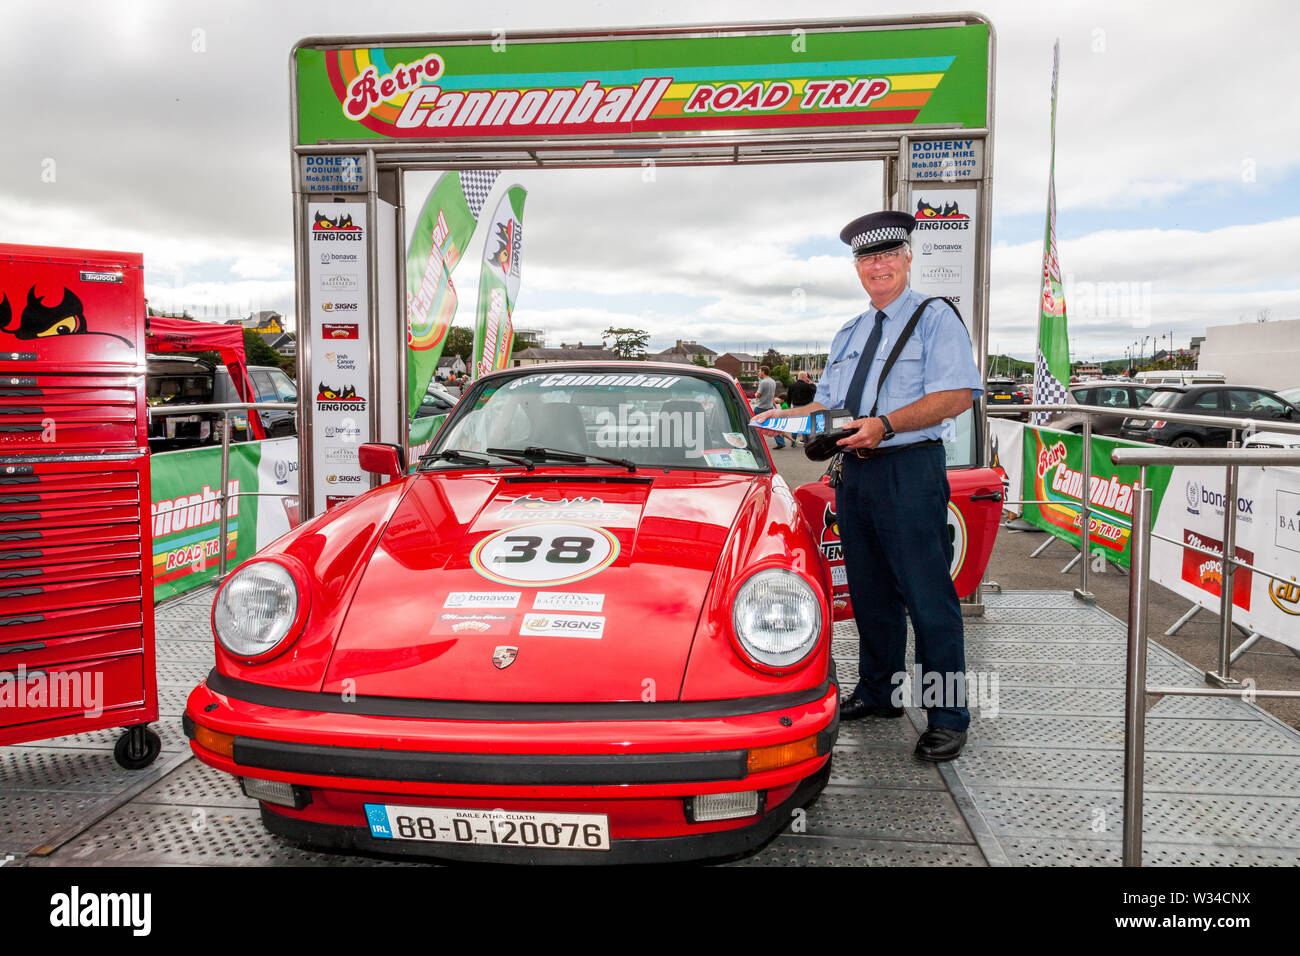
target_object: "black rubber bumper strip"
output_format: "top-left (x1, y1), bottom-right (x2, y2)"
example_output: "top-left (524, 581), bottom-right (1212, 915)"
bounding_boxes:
top-left (233, 736), bottom-right (750, 786)
top-left (258, 758), bottom-right (832, 865)
top-left (203, 669), bottom-right (833, 722)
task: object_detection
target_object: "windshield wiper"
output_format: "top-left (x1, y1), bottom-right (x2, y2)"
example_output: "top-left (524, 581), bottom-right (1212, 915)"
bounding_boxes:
top-left (419, 448), bottom-right (535, 471)
top-left (488, 446), bottom-right (637, 473)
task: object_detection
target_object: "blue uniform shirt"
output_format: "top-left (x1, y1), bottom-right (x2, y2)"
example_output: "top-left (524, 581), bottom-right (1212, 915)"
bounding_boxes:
top-left (813, 287), bottom-right (983, 448)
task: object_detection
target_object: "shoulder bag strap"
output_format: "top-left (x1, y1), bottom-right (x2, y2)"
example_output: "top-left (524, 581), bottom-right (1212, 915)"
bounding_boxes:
top-left (868, 296), bottom-right (964, 417)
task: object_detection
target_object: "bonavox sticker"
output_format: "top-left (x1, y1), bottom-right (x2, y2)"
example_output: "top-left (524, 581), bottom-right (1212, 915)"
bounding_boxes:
top-left (470, 522), bottom-right (619, 587)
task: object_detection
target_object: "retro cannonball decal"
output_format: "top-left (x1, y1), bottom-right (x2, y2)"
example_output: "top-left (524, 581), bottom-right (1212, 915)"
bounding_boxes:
top-left (946, 502), bottom-right (968, 580)
top-left (470, 522), bottom-right (620, 587)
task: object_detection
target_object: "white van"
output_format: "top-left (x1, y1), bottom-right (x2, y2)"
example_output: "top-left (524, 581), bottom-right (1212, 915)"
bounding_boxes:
top-left (1134, 370), bottom-right (1226, 386)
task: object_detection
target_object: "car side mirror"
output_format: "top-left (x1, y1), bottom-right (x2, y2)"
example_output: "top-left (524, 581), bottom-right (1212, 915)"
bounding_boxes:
top-left (358, 442), bottom-right (406, 483)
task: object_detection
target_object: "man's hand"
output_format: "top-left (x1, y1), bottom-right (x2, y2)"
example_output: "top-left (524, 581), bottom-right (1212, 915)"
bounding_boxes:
top-left (837, 417), bottom-right (885, 451)
top-left (750, 408), bottom-right (778, 425)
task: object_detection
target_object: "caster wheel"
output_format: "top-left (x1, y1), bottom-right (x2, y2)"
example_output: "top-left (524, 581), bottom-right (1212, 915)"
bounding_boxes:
top-left (114, 726), bottom-right (161, 770)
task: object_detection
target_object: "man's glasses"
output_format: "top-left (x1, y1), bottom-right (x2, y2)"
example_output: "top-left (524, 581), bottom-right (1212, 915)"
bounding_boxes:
top-left (854, 246), bottom-right (908, 265)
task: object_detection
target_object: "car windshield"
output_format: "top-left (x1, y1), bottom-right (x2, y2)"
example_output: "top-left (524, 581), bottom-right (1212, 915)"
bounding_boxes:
top-left (1278, 386), bottom-right (1300, 406)
top-left (1142, 390), bottom-right (1183, 409)
top-left (425, 368), bottom-right (766, 472)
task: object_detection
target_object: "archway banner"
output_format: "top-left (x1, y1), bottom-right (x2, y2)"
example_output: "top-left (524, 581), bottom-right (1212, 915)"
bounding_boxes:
top-left (294, 24), bottom-right (990, 145)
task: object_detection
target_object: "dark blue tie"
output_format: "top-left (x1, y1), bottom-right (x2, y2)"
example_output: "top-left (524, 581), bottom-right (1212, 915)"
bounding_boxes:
top-left (843, 310), bottom-right (887, 417)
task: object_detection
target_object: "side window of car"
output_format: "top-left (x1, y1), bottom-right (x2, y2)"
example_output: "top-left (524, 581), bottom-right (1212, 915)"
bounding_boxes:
top-left (269, 370), bottom-right (297, 402)
top-left (1071, 388), bottom-right (1094, 405)
top-left (250, 370), bottom-right (276, 402)
top-left (1192, 391), bottom-right (1220, 410)
top-left (1097, 387), bottom-right (1127, 408)
top-left (1229, 389), bottom-right (1289, 418)
top-left (1133, 387), bottom-right (1154, 406)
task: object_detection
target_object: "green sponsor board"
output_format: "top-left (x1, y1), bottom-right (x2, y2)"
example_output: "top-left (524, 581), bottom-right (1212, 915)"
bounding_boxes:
top-left (295, 24), bottom-right (990, 145)
top-left (150, 443), bottom-right (263, 602)
top-left (1020, 426), bottom-right (1173, 569)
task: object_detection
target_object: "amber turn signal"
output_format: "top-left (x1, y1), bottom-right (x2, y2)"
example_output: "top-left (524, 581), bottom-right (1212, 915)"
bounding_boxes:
top-left (194, 723), bottom-right (235, 759)
top-left (747, 734), bottom-right (818, 774)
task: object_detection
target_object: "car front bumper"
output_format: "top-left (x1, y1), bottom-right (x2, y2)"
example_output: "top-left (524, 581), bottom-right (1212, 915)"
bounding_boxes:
top-left (184, 671), bottom-right (839, 863)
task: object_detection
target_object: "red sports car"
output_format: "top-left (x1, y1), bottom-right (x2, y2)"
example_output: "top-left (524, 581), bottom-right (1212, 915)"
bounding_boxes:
top-left (186, 363), bottom-right (840, 863)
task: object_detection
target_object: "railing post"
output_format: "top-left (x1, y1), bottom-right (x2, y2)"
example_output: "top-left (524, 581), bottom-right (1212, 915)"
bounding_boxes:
top-left (1122, 472), bottom-right (1153, 867)
top-left (1208, 440), bottom-right (1242, 688)
top-left (1074, 418), bottom-right (1095, 603)
top-left (217, 409), bottom-right (232, 579)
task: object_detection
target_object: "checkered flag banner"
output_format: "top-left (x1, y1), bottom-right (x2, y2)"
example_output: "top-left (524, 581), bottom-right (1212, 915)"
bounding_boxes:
top-left (1031, 348), bottom-right (1071, 425)
top-left (459, 169), bottom-right (498, 220)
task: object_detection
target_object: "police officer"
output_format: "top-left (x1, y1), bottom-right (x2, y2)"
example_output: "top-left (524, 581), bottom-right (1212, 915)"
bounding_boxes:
top-left (755, 210), bottom-right (983, 761)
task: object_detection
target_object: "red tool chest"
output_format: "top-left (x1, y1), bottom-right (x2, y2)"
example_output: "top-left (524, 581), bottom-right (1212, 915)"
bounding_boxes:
top-left (0, 243), bottom-right (160, 768)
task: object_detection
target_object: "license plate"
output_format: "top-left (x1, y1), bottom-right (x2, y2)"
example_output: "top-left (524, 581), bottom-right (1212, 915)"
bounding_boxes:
top-left (364, 803), bottom-right (611, 851)
top-left (994, 393), bottom-right (1011, 400)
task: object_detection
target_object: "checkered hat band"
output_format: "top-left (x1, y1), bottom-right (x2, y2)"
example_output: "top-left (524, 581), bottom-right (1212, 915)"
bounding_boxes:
top-left (850, 226), bottom-right (908, 252)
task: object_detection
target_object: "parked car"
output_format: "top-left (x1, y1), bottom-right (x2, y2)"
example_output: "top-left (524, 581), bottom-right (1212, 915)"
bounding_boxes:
top-left (1120, 384), bottom-right (1300, 447)
top-left (146, 355), bottom-right (218, 449)
top-left (186, 363), bottom-right (841, 862)
top-left (1044, 381), bottom-right (1156, 436)
top-left (985, 377), bottom-right (1029, 420)
top-left (217, 365), bottom-right (298, 441)
top-left (1133, 370), bottom-right (1226, 387)
top-left (416, 380), bottom-right (458, 418)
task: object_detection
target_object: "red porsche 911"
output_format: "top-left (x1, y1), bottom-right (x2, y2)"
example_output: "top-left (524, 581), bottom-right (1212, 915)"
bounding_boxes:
top-left (185, 363), bottom-right (841, 863)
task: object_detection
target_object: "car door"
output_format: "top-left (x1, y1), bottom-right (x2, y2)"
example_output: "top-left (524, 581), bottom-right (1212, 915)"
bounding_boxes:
top-left (1091, 385), bottom-right (1132, 435)
top-left (1190, 389), bottom-right (1230, 446)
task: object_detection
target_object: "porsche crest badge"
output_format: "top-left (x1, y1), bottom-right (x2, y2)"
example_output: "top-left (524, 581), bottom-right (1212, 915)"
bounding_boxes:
top-left (492, 645), bottom-right (518, 670)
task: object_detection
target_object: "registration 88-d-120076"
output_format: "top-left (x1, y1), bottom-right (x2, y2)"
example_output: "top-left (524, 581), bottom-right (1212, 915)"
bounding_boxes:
top-left (365, 804), bottom-right (611, 851)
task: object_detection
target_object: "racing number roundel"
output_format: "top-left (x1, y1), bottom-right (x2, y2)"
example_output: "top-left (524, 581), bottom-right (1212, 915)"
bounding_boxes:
top-left (946, 502), bottom-right (968, 580)
top-left (470, 521), bottom-right (620, 587)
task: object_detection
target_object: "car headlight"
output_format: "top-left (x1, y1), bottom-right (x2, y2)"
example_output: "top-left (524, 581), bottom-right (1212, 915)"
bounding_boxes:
top-left (731, 569), bottom-right (822, 669)
top-left (213, 561), bottom-right (302, 661)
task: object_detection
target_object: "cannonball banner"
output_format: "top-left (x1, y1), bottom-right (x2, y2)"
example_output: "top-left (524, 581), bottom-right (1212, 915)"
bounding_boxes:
top-left (1020, 426), bottom-right (1173, 569)
top-left (293, 25), bottom-right (990, 145)
top-left (473, 185), bottom-right (527, 378)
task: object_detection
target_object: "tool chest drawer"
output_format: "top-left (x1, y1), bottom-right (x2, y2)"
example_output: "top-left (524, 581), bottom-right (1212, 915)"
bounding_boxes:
top-left (0, 600), bottom-right (142, 643)
top-left (0, 626), bottom-right (144, 671)
top-left (0, 574), bottom-right (142, 616)
top-left (0, 653), bottom-right (146, 727)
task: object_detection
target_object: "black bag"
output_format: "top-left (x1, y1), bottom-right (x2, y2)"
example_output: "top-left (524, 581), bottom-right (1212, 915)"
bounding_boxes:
top-left (804, 297), bottom-right (962, 462)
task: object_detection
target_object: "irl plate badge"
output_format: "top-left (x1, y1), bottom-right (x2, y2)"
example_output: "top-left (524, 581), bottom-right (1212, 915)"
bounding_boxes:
top-left (492, 645), bottom-right (518, 670)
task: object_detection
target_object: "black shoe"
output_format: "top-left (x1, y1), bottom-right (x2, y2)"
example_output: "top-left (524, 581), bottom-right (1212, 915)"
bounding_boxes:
top-left (914, 726), bottom-right (968, 762)
top-left (839, 697), bottom-right (905, 721)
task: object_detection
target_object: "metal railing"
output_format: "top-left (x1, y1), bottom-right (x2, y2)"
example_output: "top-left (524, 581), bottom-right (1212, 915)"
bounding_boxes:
top-left (1111, 445), bottom-right (1300, 867)
top-left (987, 402), bottom-right (1300, 602)
top-left (148, 401), bottom-right (299, 577)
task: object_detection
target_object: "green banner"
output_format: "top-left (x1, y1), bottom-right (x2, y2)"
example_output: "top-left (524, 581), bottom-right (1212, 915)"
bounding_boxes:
top-left (1032, 41), bottom-right (1070, 425)
top-left (1020, 426), bottom-right (1173, 568)
top-left (150, 443), bottom-right (263, 602)
top-left (295, 24), bottom-right (990, 145)
top-left (406, 170), bottom-right (497, 415)
top-left (473, 185), bottom-right (526, 378)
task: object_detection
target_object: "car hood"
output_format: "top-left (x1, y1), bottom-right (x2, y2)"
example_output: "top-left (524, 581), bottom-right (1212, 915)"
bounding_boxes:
top-left (320, 471), bottom-right (756, 702)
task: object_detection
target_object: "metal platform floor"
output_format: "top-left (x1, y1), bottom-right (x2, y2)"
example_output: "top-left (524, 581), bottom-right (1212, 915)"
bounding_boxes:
top-left (3, 587), bottom-right (1298, 866)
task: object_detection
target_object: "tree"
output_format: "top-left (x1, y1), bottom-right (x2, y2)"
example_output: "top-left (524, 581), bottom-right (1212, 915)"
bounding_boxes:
top-left (772, 364), bottom-right (792, 387)
top-left (762, 347), bottom-right (785, 368)
top-left (242, 329), bottom-right (282, 367)
top-left (603, 327), bottom-right (649, 360)
top-left (444, 325), bottom-right (474, 362)
top-left (691, 352), bottom-right (709, 367)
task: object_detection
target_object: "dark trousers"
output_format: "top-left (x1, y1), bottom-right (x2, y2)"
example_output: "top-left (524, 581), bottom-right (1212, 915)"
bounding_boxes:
top-left (835, 444), bottom-right (970, 731)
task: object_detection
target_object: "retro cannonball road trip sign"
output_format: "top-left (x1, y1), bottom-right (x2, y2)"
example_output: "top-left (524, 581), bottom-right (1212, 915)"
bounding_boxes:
top-left (293, 23), bottom-right (990, 145)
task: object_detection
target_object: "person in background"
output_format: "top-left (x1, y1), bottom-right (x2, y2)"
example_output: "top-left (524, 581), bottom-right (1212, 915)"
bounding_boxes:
top-left (753, 365), bottom-right (784, 449)
top-left (785, 371), bottom-right (817, 446)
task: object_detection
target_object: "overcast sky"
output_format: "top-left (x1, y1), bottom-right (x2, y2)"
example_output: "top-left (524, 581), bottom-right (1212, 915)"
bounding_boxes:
top-left (2, 0), bottom-right (1297, 362)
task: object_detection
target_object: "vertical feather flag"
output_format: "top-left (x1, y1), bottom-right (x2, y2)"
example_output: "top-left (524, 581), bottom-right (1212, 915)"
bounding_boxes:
top-left (1033, 41), bottom-right (1072, 425)
top-left (405, 169), bottom-right (498, 415)
top-left (473, 186), bottom-right (527, 378)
